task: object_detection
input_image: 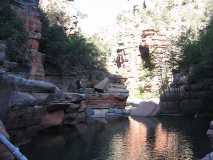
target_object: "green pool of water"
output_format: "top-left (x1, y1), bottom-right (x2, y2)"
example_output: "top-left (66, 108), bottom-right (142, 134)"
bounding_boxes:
top-left (21, 117), bottom-right (213, 160)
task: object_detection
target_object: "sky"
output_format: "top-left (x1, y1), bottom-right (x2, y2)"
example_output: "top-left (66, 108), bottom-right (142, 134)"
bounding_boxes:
top-left (74, 0), bottom-right (132, 35)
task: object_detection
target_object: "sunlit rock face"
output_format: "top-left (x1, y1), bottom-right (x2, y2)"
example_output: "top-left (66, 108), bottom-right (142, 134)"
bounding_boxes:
top-left (109, 28), bottom-right (170, 96)
top-left (13, 0), bottom-right (45, 79)
top-left (39, 0), bottom-right (79, 36)
top-left (110, 0), bottom-right (212, 97)
top-left (140, 29), bottom-right (171, 93)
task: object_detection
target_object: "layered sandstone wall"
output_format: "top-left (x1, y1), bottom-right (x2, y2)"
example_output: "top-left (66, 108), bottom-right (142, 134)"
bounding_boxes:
top-left (113, 0), bottom-right (212, 98)
top-left (109, 27), bottom-right (171, 97)
top-left (13, 0), bottom-right (45, 79)
top-left (140, 29), bottom-right (171, 93)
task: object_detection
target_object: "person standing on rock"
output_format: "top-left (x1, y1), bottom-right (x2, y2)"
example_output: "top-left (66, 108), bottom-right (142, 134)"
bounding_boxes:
top-left (115, 49), bottom-right (125, 68)
top-left (76, 79), bottom-right (84, 93)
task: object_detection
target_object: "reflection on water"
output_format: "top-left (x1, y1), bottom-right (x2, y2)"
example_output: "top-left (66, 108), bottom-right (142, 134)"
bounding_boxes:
top-left (22, 117), bottom-right (212, 160)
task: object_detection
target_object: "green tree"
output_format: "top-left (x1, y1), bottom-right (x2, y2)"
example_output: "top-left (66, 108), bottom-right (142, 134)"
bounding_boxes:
top-left (40, 12), bottom-right (108, 74)
top-left (179, 19), bottom-right (213, 81)
top-left (0, 0), bottom-right (28, 61)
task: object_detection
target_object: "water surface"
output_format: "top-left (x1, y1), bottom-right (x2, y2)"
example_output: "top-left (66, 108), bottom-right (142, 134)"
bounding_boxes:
top-left (22, 117), bottom-right (212, 160)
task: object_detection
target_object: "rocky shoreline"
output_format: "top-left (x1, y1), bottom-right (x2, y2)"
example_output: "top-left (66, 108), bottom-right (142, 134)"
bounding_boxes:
top-left (0, 72), bottom-right (129, 159)
top-left (160, 71), bottom-right (213, 116)
top-left (0, 0), bottom-right (126, 151)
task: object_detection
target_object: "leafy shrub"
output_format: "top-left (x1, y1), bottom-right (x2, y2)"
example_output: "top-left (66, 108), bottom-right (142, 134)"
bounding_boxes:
top-left (0, 0), bottom-right (28, 61)
top-left (179, 19), bottom-right (213, 81)
top-left (40, 12), bottom-right (108, 74)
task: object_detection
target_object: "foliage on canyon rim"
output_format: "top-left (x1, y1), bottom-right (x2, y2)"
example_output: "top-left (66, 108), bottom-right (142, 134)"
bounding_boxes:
top-left (179, 18), bottom-right (213, 82)
top-left (39, 0), bottom-right (109, 74)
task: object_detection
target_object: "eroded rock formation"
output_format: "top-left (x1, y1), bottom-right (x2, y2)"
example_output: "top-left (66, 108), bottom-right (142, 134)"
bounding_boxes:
top-left (140, 29), bottom-right (170, 93)
top-left (13, 0), bottom-right (45, 79)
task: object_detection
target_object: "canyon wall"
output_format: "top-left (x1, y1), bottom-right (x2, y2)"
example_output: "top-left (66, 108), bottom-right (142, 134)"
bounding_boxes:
top-left (13, 0), bottom-right (45, 79)
top-left (110, 0), bottom-right (212, 98)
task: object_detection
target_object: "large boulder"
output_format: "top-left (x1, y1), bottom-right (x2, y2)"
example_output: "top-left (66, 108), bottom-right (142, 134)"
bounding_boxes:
top-left (85, 93), bottom-right (127, 109)
top-left (0, 70), bottom-right (63, 121)
top-left (0, 70), bottom-right (61, 94)
top-left (9, 91), bottom-right (37, 107)
top-left (129, 100), bottom-right (160, 116)
top-left (45, 92), bottom-right (84, 104)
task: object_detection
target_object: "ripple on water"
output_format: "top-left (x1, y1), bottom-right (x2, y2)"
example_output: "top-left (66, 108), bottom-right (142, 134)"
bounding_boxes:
top-left (21, 117), bottom-right (212, 160)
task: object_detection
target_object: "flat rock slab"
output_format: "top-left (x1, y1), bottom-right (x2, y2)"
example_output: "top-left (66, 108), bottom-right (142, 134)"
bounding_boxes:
top-left (10, 91), bottom-right (37, 107)
top-left (0, 71), bottom-right (61, 94)
top-left (94, 77), bottom-right (110, 91)
top-left (85, 92), bottom-right (128, 109)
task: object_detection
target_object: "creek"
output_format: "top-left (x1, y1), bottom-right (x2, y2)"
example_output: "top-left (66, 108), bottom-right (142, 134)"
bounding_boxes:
top-left (21, 117), bottom-right (212, 160)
